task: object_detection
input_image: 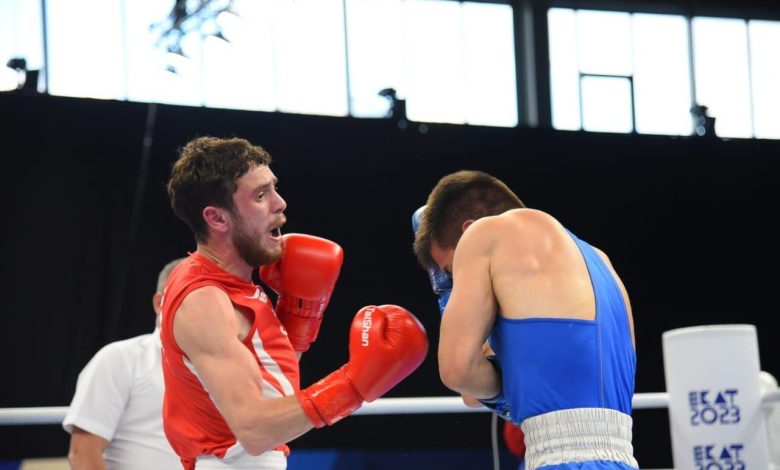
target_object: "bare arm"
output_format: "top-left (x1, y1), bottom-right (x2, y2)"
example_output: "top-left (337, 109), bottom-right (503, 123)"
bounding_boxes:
top-left (460, 343), bottom-right (500, 407)
top-left (438, 220), bottom-right (501, 399)
top-left (174, 286), bottom-right (314, 455)
top-left (68, 427), bottom-right (108, 470)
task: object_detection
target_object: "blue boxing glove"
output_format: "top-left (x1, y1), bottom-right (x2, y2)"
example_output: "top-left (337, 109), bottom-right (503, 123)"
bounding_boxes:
top-left (412, 205), bottom-right (452, 315)
top-left (479, 355), bottom-right (514, 423)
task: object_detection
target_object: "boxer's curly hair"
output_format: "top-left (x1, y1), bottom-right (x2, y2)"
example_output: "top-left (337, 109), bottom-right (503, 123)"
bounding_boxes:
top-left (414, 170), bottom-right (524, 270)
top-left (167, 136), bottom-right (273, 243)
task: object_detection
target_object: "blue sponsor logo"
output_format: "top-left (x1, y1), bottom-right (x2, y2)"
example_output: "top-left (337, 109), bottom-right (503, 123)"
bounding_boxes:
top-left (689, 389), bottom-right (740, 426)
top-left (693, 444), bottom-right (745, 469)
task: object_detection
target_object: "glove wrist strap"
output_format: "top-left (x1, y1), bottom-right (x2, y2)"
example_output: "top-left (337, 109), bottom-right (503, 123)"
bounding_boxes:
top-left (297, 366), bottom-right (363, 428)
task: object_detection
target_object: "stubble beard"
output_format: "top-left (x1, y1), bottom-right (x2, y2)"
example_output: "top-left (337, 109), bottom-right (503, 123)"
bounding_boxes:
top-left (232, 215), bottom-right (282, 267)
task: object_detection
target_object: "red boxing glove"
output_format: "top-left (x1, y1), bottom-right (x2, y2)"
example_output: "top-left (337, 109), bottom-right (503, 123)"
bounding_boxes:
top-left (260, 233), bottom-right (343, 352)
top-left (297, 305), bottom-right (428, 427)
top-left (503, 421), bottom-right (526, 459)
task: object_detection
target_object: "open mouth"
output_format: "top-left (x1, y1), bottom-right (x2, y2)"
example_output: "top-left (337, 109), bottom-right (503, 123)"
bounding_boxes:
top-left (269, 215), bottom-right (286, 241)
top-left (269, 224), bottom-right (283, 240)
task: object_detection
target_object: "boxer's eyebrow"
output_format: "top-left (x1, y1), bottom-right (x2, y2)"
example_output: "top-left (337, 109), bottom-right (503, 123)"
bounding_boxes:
top-left (254, 177), bottom-right (278, 194)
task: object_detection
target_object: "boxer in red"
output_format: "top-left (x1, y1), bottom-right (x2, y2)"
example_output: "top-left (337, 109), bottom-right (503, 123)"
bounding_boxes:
top-left (162, 136), bottom-right (428, 469)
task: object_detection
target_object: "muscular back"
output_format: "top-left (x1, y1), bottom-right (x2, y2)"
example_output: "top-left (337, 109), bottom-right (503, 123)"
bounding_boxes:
top-left (483, 210), bottom-right (632, 334)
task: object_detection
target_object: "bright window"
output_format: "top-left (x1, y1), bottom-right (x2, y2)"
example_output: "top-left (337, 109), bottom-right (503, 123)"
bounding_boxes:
top-left (692, 17), bottom-right (753, 138)
top-left (272, 0), bottom-right (349, 117)
top-left (345, 0), bottom-right (406, 118)
top-left (201, 1), bottom-right (277, 111)
top-left (551, 8), bottom-right (779, 139)
top-left (403, 0), bottom-right (466, 124)
top-left (0, 0), bottom-right (44, 92)
top-left (461, 2), bottom-right (517, 127)
top-left (749, 20), bottom-right (780, 139)
top-left (633, 14), bottom-right (692, 135)
top-left (548, 8), bottom-right (580, 130)
top-left (45, 0), bottom-right (126, 100)
top-left (549, 8), bottom-right (693, 136)
top-left (347, 0), bottom-right (517, 127)
top-left (124, 0), bottom-right (203, 107)
top-left (577, 10), bottom-right (632, 77)
top-left (6, 0), bottom-right (518, 127)
top-left (581, 76), bottom-right (633, 133)
top-left (24, 0), bottom-right (780, 139)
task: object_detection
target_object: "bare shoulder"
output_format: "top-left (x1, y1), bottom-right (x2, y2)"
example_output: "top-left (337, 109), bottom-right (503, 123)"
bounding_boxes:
top-left (457, 212), bottom-right (513, 256)
top-left (501, 208), bottom-right (562, 234)
top-left (178, 285), bottom-right (233, 321)
top-left (467, 208), bottom-right (556, 237)
top-left (473, 208), bottom-right (563, 247)
top-left (457, 209), bottom-right (563, 272)
top-left (174, 285), bottom-right (237, 354)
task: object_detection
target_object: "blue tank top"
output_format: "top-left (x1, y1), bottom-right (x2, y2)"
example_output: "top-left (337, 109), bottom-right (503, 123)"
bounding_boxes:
top-left (489, 231), bottom-right (636, 425)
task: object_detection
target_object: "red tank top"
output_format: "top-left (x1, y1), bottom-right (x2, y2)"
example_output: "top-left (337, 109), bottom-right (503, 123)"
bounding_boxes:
top-left (160, 253), bottom-right (299, 469)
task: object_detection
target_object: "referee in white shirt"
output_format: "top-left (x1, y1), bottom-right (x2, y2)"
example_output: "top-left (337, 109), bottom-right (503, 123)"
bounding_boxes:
top-left (63, 258), bottom-right (184, 470)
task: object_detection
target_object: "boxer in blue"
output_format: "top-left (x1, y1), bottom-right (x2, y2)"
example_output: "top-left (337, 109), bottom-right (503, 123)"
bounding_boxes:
top-left (413, 170), bottom-right (638, 470)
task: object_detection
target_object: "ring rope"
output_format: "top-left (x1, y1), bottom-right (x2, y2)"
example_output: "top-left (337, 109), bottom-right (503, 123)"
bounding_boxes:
top-left (1, 390), bottom-right (776, 426)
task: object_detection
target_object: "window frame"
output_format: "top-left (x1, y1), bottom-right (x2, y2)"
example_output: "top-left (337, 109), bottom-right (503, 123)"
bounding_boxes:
top-left (545, 0), bottom-right (780, 138)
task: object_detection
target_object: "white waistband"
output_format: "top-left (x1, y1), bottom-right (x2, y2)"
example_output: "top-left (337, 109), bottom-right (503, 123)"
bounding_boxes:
top-left (520, 408), bottom-right (639, 470)
top-left (195, 450), bottom-right (286, 469)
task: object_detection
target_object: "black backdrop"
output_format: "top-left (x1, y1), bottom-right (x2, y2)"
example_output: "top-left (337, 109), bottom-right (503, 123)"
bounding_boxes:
top-left (0, 92), bottom-right (778, 468)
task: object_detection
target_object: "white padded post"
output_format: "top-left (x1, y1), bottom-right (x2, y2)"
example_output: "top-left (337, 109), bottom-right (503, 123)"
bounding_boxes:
top-left (662, 324), bottom-right (770, 470)
top-left (759, 371), bottom-right (780, 469)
